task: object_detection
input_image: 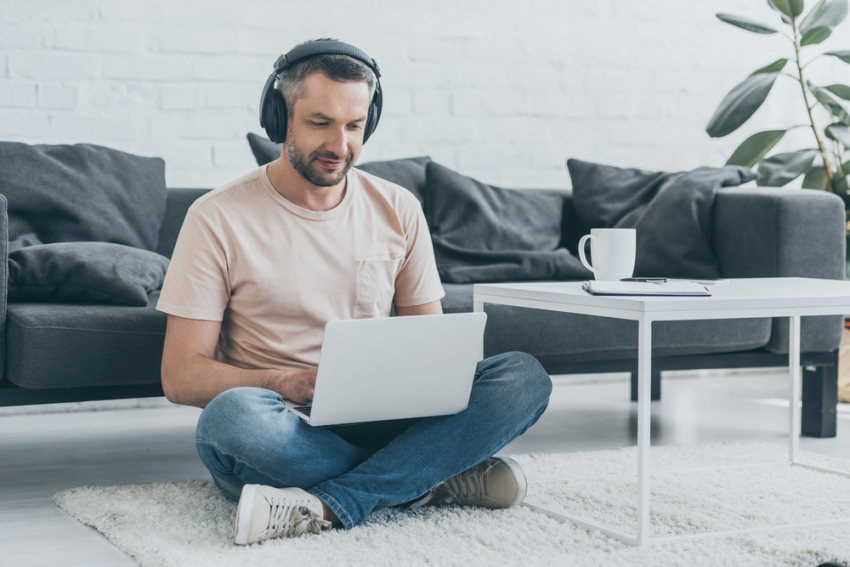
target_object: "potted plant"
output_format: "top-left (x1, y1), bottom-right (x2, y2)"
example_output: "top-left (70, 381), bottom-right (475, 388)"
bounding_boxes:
top-left (707, 0), bottom-right (850, 206)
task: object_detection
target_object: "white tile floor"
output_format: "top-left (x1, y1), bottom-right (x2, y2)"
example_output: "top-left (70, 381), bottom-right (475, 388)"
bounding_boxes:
top-left (1, 369), bottom-right (848, 566)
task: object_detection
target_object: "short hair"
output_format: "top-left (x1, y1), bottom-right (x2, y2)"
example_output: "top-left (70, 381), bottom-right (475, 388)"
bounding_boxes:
top-left (276, 38), bottom-right (376, 121)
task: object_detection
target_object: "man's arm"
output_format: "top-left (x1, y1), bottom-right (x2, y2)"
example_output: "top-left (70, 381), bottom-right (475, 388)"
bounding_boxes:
top-left (394, 300), bottom-right (442, 317)
top-left (160, 314), bottom-right (317, 409)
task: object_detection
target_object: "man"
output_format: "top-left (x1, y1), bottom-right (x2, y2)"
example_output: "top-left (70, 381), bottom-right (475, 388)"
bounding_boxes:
top-left (156, 38), bottom-right (552, 545)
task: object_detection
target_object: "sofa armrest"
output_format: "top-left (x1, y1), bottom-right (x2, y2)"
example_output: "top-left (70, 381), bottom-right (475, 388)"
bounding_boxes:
top-left (0, 194), bottom-right (7, 382)
top-left (713, 186), bottom-right (846, 353)
top-left (155, 188), bottom-right (212, 259)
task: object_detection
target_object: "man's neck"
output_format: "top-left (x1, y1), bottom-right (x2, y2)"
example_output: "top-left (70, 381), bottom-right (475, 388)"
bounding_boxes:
top-left (267, 157), bottom-right (347, 212)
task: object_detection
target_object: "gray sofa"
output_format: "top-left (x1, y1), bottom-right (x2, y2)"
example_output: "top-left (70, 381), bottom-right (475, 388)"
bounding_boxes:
top-left (1, 158), bottom-right (845, 438)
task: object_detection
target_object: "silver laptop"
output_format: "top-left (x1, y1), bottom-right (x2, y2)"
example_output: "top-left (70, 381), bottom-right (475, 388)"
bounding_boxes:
top-left (283, 312), bottom-right (487, 426)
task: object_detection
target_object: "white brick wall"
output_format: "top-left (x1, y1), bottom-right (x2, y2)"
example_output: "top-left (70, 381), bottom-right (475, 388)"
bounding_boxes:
top-left (0, 0), bottom-right (849, 189)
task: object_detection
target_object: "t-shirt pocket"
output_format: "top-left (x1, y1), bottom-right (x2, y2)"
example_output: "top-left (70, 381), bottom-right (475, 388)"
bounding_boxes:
top-left (355, 254), bottom-right (403, 319)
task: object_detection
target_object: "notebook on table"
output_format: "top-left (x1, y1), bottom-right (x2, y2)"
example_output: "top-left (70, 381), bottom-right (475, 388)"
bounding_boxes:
top-left (582, 280), bottom-right (711, 296)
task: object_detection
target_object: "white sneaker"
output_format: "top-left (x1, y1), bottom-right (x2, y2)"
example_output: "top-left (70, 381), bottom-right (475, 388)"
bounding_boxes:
top-left (234, 485), bottom-right (331, 545)
top-left (414, 456), bottom-right (528, 510)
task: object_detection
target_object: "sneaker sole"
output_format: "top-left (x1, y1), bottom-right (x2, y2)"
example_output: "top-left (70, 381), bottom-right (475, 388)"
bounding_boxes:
top-left (495, 456), bottom-right (527, 508)
top-left (234, 484), bottom-right (258, 545)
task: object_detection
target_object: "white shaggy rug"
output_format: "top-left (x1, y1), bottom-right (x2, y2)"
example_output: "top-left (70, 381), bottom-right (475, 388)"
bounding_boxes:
top-left (55, 441), bottom-right (850, 567)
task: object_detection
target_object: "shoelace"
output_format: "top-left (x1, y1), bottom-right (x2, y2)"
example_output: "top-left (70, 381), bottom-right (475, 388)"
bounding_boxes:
top-left (262, 496), bottom-right (331, 539)
top-left (442, 461), bottom-right (495, 504)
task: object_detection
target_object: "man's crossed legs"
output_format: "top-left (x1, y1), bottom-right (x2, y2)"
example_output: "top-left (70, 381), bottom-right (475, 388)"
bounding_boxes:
top-left (195, 351), bottom-right (552, 543)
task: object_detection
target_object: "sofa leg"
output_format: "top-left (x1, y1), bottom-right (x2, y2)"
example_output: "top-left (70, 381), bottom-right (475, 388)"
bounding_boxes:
top-left (801, 351), bottom-right (838, 438)
top-left (630, 369), bottom-right (661, 402)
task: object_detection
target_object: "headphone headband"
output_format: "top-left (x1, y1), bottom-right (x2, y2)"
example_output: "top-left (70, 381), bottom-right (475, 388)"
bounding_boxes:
top-left (274, 41), bottom-right (381, 78)
top-left (259, 40), bottom-right (383, 144)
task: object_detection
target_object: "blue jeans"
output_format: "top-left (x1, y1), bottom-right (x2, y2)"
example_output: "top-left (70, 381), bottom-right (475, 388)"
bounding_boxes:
top-left (195, 351), bottom-right (552, 529)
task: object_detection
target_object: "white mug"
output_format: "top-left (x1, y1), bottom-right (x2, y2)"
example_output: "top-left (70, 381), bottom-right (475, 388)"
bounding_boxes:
top-left (578, 228), bottom-right (636, 281)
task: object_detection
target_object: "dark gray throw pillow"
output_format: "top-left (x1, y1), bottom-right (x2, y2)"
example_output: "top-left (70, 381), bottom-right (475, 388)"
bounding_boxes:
top-left (246, 132), bottom-right (280, 166)
top-left (8, 242), bottom-right (170, 306)
top-left (426, 162), bottom-right (590, 283)
top-left (567, 158), bottom-right (757, 278)
top-left (568, 159), bottom-right (674, 230)
top-left (356, 156), bottom-right (431, 209)
top-left (0, 142), bottom-right (167, 252)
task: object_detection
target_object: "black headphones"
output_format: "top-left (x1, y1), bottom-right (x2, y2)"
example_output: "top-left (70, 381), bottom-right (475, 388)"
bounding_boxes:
top-left (259, 40), bottom-right (383, 145)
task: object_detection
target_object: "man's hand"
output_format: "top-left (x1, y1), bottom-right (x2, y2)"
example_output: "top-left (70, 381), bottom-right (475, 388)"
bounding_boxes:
top-left (268, 367), bottom-right (318, 404)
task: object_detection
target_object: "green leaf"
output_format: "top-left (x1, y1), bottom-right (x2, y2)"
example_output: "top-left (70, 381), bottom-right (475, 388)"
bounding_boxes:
top-left (826, 123), bottom-right (850, 146)
top-left (757, 151), bottom-right (818, 186)
top-left (725, 130), bottom-right (787, 167)
top-left (751, 58), bottom-right (789, 74)
top-left (825, 84), bottom-right (850, 99)
top-left (800, 0), bottom-right (848, 32)
top-left (771, 0), bottom-right (806, 17)
top-left (833, 163), bottom-right (850, 192)
top-left (802, 164), bottom-right (829, 189)
top-left (813, 87), bottom-right (850, 123)
top-left (706, 73), bottom-right (779, 138)
top-left (716, 13), bottom-right (779, 33)
top-left (825, 50), bottom-right (850, 63)
top-left (800, 0), bottom-right (828, 30)
top-left (800, 25), bottom-right (833, 45)
top-left (768, 0), bottom-right (796, 22)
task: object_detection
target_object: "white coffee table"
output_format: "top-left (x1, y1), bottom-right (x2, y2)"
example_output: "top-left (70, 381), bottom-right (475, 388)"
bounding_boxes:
top-left (473, 277), bottom-right (850, 546)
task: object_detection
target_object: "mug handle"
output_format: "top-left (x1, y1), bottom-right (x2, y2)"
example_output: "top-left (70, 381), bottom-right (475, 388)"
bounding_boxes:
top-left (578, 234), bottom-right (596, 275)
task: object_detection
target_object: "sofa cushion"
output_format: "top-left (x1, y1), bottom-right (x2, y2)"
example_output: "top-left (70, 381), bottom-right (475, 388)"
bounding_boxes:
top-left (356, 156), bottom-right (430, 209)
top-left (0, 142), bottom-right (167, 252)
top-left (8, 240), bottom-right (170, 306)
top-left (246, 132), bottom-right (279, 166)
top-left (568, 159), bottom-right (671, 230)
top-left (568, 158), bottom-right (757, 279)
top-left (441, 283), bottom-right (772, 361)
top-left (5, 290), bottom-right (167, 389)
top-left (426, 162), bottom-right (590, 284)
top-left (156, 188), bottom-right (215, 259)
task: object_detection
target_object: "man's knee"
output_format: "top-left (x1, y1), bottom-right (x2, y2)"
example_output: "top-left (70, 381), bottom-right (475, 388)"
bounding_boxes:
top-left (511, 351), bottom-right (552, 404)
top-left (196, 387), bottom-right (281, 449)
top-left (485, 351), bottom-right (552, 408)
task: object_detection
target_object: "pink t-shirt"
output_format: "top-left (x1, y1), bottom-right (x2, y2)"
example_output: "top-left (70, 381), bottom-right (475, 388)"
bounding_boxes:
top-left (155, 164), bottom-right (445, 372)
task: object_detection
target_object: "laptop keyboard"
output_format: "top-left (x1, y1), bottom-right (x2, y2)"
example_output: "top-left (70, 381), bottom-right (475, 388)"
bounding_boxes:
top-left (294, 406), bottom-right (312, 417)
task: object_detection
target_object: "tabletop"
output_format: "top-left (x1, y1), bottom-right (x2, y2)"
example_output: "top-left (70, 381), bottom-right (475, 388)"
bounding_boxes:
top-left (473, 277), bottom-right (850, 320)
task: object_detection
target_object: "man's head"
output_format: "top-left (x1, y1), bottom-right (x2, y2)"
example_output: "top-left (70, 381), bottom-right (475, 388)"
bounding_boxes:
top-left (274, 38), bottom-right (378, 187)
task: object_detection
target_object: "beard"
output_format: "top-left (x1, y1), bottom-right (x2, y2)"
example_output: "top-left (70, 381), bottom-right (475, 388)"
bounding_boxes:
top-left (284, 134), bottom-right (355, 188)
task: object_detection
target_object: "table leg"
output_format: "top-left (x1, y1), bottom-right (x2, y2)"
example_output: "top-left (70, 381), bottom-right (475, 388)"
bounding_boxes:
top-left (789, 315), bottom-right (801, 463)
top-left (637, 318), bottom-right (652, 546)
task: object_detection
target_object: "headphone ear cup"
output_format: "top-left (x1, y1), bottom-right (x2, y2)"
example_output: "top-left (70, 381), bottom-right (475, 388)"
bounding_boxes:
top-left (260, 72), bottom-right (287, 144)
top-left (272, 90), bottom-right (288, 144)
top-left (363, 102), bottom-right (378, 144)
top-left (363, 81), bottom-right (382, 144)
